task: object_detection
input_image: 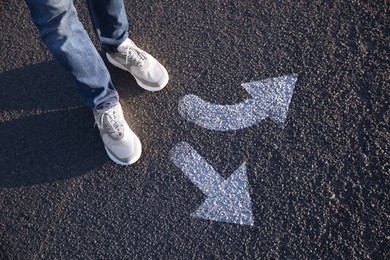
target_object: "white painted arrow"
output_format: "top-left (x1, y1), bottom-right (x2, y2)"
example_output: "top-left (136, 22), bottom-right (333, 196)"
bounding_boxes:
top-left (170, 142), bottom-right (254, 226)
top-left (178, 74), bottom-right (298, 131)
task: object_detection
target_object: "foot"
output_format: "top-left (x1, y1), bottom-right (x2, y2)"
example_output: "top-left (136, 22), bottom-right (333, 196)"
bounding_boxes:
top-left (93, 103), bottom-right (142, 165)
top-left (106, 38), bottom-right (169, 91)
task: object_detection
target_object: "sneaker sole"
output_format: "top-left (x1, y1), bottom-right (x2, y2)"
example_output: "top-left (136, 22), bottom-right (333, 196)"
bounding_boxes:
top-left (106, 53), bottom-right (169, 92)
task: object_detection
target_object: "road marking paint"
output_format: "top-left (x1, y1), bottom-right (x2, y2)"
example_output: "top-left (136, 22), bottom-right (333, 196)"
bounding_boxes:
top-left (178, 74), bottom-right (298, 131)
top-left (170, 142), bottom-right (254, 226)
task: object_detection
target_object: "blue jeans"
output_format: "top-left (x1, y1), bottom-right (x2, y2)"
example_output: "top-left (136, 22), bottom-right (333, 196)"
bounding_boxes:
top-left (25, 0), bottom-right (129, 109)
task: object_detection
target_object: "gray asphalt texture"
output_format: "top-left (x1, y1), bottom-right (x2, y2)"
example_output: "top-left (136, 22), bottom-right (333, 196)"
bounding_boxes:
top-left (1, 0), bottom-right (389, 259)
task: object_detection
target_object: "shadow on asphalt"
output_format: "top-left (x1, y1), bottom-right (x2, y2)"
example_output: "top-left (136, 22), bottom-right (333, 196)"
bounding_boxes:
top-left (0, 59), bottom-right (143, 187)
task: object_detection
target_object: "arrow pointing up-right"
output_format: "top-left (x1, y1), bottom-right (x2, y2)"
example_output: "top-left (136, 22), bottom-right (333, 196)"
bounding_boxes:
top-left (178, 74), bottom-right (298, 131)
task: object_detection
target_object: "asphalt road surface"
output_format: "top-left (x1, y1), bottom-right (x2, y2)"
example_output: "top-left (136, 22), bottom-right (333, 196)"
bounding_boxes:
top-left (1, 0), bottom-right (389, 259)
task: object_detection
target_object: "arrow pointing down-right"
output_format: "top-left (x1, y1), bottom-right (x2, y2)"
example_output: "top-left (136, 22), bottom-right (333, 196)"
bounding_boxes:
top-left (170, 142), bottom-right (254, 226)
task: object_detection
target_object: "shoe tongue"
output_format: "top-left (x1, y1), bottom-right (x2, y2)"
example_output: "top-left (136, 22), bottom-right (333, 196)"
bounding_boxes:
top-left (117, 38), bottom-right (134, 52)
top-left (117, 45), bottom-right (127, 54)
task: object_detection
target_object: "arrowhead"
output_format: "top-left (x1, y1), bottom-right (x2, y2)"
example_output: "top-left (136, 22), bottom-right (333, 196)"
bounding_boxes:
top-left (192, 163), bottom-right (254, 226)
top-left (242, 73), bottom-right (298, 128)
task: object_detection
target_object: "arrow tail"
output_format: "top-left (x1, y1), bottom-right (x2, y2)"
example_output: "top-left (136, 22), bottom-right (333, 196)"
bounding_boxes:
top-left (178, 95), bottom-right (268, 131)
top-left (170, 142), bottom-right (224, 195)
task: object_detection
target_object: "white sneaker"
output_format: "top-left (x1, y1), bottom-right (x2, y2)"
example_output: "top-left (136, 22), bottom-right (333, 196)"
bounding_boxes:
top-left (106, 38), bottom-right (169, 91)
top-left (93, 103), bottom-right (142, 165)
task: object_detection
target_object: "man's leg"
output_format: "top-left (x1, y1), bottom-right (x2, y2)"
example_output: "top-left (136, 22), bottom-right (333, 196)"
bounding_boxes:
top-left (25, 0), bottom-right (142, 165)
top-left (25, 0), bottom-right (118, 109)
top-left (86, 0), bottom-right (129, 53)
top-left (87, 0), bottom-right (169, 91)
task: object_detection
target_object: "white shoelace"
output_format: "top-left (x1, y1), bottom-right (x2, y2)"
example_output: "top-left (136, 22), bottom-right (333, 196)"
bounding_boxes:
top-left (95, 108), bottom-right (123, 139)
top-left (124, 45), bottom-right (147, 67)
